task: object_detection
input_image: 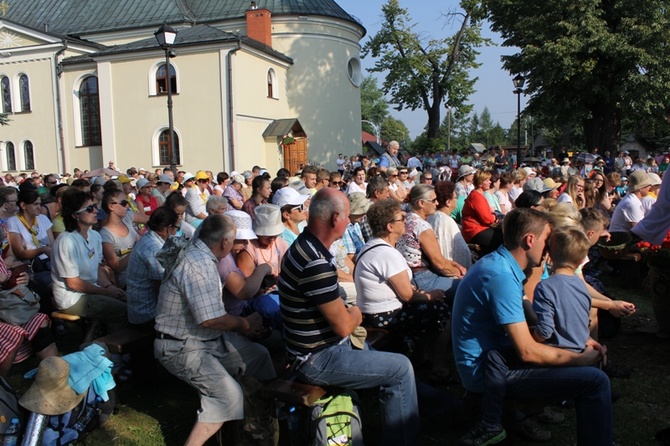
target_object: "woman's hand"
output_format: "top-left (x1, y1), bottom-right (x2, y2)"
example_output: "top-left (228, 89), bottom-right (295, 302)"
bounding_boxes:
top-left (41, 246), bottom-right (52, 257)
top-left (103, 285), bottom-right (126, 301)
top-left (16, 272), bottom-right (29, 286)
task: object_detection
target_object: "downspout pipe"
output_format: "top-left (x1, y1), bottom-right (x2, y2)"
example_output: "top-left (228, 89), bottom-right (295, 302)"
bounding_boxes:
top-left (51, 41), bottom-right (67, 174)
top-left (226, 40), bottom-right (241, 172)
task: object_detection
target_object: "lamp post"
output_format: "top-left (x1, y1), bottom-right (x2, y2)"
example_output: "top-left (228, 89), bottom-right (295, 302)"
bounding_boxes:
top-left (513, 74), bottom-right (525, 168)
top-left (154, 25), bottom-right (178, 176)
top-left (361, 119), bottom-right (381, 144)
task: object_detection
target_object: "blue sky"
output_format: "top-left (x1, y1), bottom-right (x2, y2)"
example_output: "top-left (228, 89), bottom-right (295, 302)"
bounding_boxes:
top-left (338, 0), bottom-right (527, 138)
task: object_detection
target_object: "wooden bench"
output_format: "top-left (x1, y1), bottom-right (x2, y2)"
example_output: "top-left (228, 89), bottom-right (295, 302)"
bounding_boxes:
top-left (262, 371), bottom-right (326, 407)
top-left (51, 311), bottom-right (100, 343)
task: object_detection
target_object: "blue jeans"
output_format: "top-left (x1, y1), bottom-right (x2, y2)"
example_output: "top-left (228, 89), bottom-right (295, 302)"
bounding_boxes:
top-left (296, 341), bottom-right (420, 446)
top-left (412, 269), bottom-right (460, 298)
top-left (244, 293), bottom-right (282, 329)
top-left (483, 349), bottom-right (612, 446)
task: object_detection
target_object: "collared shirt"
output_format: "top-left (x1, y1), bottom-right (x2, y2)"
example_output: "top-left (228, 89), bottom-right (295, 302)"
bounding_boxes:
top-left (126, 230), bottom-right (166, 324)
top-left (155, 239), bottom-right (225, 340)
top-left (451, 245), bottom-right (526, 392)
top-left (342, 222), bottom-right (365, 256)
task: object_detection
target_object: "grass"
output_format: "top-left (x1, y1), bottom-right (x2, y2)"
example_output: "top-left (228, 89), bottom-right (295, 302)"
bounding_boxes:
top-left (7, 270), bottom-right (670, 445)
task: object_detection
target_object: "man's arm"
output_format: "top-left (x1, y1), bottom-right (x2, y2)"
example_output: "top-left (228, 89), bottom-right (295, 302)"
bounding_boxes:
top-left (505, 322), bottom-right (601, 366)
top-left (318, 299), bottom-right (362, 338)
top-left (201, 312), bottom-right (262, 335)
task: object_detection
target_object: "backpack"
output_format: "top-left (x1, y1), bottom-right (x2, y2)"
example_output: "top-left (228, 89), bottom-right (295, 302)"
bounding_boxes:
top-left (41, 384), bottom-right (115, 446)
top-left (0, 377), bottom-right (24, 440)
top-left (310, 390), bottom-right (363, 446)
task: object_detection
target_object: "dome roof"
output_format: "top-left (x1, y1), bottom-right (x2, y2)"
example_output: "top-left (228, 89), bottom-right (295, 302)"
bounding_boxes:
top-left (3, 0), bottom-right (363, 37)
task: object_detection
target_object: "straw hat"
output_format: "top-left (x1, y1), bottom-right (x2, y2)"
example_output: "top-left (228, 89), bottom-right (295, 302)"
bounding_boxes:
top-left (225, 210), bottom-right (257, 240)
top-left (348, 192), bottom-right (371, 215)
top-left (627, 170), bottom-right (652, 192)
top-left (19, 357), bottom-right (85, 415)
top-left (253, 204), bottom-right (285, 236)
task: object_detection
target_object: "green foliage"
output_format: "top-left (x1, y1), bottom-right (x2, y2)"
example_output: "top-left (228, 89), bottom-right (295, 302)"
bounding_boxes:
top-left (360, 76), bottom-right (389, 131)
top-left (381, 116), bottom-right (409, 145)
top-left (363, 0), bottom-right (488, 144)
top-left (484, 0), bottom-right (670, 150)
top-left (0, 113), bottom-right (9, 126)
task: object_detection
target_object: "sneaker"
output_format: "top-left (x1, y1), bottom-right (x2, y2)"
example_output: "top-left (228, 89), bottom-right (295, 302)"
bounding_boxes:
top-left (515, 417), bottom-right (552, 442)
top-left (459, 421), bottom-right (507, 446)
top-left (535, 406), bottom-right (565, 424)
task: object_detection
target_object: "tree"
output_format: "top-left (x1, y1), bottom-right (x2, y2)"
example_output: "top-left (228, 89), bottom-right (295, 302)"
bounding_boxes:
top-left (0, 113), bottom-right (9, 126)
top-left (363, 0), bottom-right (487, 146)
top-left (484, 0), bottom-right (670, 151)
top-left (381, 116), bottom-right (410, 146)
top-left (360, 76), bottom-right (388, 136)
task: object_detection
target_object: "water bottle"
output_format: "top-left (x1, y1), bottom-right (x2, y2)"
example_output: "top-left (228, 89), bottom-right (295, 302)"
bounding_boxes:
top-left (72, 397), bottom-right (101, 433)
top-left (2, 418), bottom-right (19, 446)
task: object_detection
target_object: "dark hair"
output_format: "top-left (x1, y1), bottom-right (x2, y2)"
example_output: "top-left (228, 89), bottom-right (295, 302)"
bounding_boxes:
top-left (50, 183), bottom-right (68, 198)
top-left (434, 181), bottom-right (456, 207)
top-left (18, 188), bottom-right (40, 211)
top-left (367, 199), bottom-right (401, 237)
top-left (352, 166), bottom-right (365, 176)
top-left (276, 168), bottom-right (291, 179)
top-left (270, 177), bottom-right (289, 199)
top-left (301, 165), bottom-right (318, 177)
top-left (216, 171), bottom-right (229, 185)
top-left (62, 189), bottom-right (93, 232)
top-left (514, 190), bottom-right (543, 209)
top-left (90, 183), bottom-right (103, 196)
top-left (101, 188), bottom-right (125, 213)
top-left (502, 208), bottom-right (551, 250)
top-left (500, 172), bottom-right (516, 188)
top-left (147, 206), bottom-right (178, 232)
top-left (0, 186), bottom-right (17, 206)
top-left (366, 175), bottom-right (389, 199)
top-left (70, 178), bottom-right (90, 190)
top-left (251, 175), bottom-right (269, 195)
top-left (165, 191), bottom-right (187, 209)
top-left (103, 180), bottom-right (121, 193)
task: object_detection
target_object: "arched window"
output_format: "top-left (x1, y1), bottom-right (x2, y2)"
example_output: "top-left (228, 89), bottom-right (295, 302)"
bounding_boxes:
top-left (5, 142), bottom-right (15, 171)
top-left (158, 129), bottom-right (180, 165)
top-left (156, 63), bottom-right (177, 95)
top-left (19, 74), bottom-right (30, 112)
top-left (1, 76), bottom-right (11, 113)
top-left (79, 76), bottom-right (101, 146)
top-left (23, 141), bottom-right (34, 170)
top-left (267, 68), bottom-right (278, 99)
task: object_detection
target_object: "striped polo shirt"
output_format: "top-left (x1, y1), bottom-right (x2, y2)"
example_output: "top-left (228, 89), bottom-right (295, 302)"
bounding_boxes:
top-left (278, 228), bottom-right (342, 356)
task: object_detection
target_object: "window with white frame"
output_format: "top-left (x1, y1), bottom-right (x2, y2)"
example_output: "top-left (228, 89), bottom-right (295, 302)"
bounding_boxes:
top-left (1, 76), bottom-right (12, 113)
top-left (79, 76), bottom-right (101, 146)
top-left (19, 74), bottom-right (30, 112)
top-left (5, 142), bottom-right (16, 171)
top-left (23, 140), bottom-right (34, 170)
top-left (267, 68), bottom-right (278, 99)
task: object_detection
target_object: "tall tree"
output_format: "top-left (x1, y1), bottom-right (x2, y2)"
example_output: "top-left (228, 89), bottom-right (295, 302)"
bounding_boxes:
top-left (381, 116), bottom-right (410, 145)
top-left (485, 0), bottom-right (670, 151)
top-left (360, 75), bottom-right (388, 137)
top-left (363, 0), bottom-right (487, 146)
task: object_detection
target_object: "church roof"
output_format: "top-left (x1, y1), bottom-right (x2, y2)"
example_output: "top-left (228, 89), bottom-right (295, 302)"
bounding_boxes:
top-left (3, 0), bottom-right (363, 37)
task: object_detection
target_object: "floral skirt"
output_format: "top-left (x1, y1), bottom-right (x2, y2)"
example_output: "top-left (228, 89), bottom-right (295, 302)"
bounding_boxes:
top-left (363, 301), bottom-right (450, 342)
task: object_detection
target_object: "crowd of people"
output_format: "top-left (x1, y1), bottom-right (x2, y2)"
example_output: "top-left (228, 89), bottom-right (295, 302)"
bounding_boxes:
top-left (0, 137), bottom-right (668, 446)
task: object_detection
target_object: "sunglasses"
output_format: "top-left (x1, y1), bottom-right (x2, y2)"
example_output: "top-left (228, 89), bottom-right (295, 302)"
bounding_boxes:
top-left (331, 181), bottom-right (344, 185)
top-left (291, 203), bottom-right (306, 212)
top-left (391, 215), bottom-right (407, 223)
top-left (75, 204), bottom-right (98, 214)
top-left (110, 200), bottom-right (129, 207)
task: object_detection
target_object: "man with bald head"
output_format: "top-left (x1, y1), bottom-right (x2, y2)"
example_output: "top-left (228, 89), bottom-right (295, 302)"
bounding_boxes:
top-left (278, 188), bottom-right (420, 445)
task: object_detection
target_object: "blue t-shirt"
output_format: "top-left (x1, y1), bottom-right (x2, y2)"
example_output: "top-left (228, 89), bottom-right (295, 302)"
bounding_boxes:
top-left (451, 245), bottom-right (526, 392)
top-left (533, 274), bottom-right (591, 352)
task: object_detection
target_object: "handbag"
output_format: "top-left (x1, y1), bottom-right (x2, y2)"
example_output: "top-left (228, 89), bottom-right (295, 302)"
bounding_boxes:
top-left (30, 256), bottom-right (51, 273)
top-left (0, 285), bottom-right (40, 325)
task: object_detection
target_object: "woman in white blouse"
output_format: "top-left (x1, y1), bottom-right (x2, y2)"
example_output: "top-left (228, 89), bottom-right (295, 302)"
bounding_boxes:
top-left (426, 181), bottom-right (472, 269)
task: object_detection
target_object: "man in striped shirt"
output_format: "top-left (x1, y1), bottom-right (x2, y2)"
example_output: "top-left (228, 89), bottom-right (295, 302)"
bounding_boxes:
top-left (278, 188), bottom-right (420, 445)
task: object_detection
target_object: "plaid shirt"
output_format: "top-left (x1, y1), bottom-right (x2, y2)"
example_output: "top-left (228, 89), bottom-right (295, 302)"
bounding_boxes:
top-left (359, 215), bottom-right (373, 243)
top-left (342, 223), bottom-right (365, 256)
top-left (155, 239), bottom-right (225, 341)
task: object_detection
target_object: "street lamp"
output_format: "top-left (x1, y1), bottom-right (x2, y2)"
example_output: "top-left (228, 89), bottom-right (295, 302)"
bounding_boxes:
top-left (361, 119), bottom-right (381, 144)
top-left (154, 25), bottom-right (178, 176)
top-left (513, 74), bottom-right (525, 168)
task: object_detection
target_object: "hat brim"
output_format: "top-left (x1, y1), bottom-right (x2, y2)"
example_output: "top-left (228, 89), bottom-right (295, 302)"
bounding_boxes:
top-left (19, 380), bottom-right (85, 416)
top-left (630, 180), bottom-right (653, 192)
top-left (236, 228), bottom-right (258, 240)
top-left (253, 223), bottom-right (286, 237)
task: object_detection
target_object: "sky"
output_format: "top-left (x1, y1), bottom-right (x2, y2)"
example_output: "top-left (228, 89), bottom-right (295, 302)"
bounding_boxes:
top-left (337, 0), bottom-right (528, 139)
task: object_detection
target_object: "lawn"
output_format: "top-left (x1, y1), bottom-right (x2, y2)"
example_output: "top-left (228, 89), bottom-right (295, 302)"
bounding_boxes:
top-left (7, 270), bottom-right (670, 445)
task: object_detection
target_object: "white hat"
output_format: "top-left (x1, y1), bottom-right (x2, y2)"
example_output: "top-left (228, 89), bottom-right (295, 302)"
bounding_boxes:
top-left (272, 187), bottom-right (309, 209)
top-left (523, 167), bottom-right (537, 177)
top-left (182, 172), bottom-right (195, 183)
top-left (648, 173), bottom-right (662, 186)
top-left (225, 210), bottom-right (257, 240)
top-left (231, 174), bottom-right (245, 185)
top-left (253, 205), bottom-right (285, 237)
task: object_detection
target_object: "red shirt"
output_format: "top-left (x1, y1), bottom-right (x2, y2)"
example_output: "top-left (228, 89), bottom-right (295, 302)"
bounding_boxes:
top-left (135, 194), bottom-right (159, 216)
top-left (461, 190), bottom-right (495, 242)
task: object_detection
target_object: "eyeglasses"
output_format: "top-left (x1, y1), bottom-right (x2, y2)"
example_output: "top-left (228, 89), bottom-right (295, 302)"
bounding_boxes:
top-left (389, 174), bottom-right (398, 177)
top-left (422, 177), bottom-right (433, 181)
top-left (331, 181), bottom-right (343, 186)
top-left (399, 171), bottom-right (408, 175)
top-left (110, 200), bottom-right (129, 207)
top-left (75, 204), bottom-right (98, 214)
top-left (291, 204), bottom-right (305, 212)
top-left (391, 215), bottom-right (407, 223)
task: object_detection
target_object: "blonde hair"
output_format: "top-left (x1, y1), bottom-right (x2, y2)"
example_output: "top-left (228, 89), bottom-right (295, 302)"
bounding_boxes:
top-left (549, 226), bottom-right (591, 269)
top-left (544, 202), bottom-right (581, 228)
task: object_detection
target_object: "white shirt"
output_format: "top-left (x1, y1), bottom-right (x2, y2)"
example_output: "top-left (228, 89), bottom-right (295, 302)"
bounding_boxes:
top-left (609, 193), bottom-right (645, 233)
top-left (51, 230), bottom-right (103, 309)
top-left (354, 239), bottom-right (411, 314)
top-left (346, 181), bottom-right (367, 195)
top-left (426, 211), bottom-right (472, 269)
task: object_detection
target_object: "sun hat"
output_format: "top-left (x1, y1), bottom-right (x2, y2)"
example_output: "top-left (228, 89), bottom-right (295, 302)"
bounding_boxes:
top-left (542, 178), bottom-right (561, 190)
top-left (253, 204), bottom-right (285, 236)
top-left (456, 165), bottom-right (477, 180)
top-left (627, 170), bottom-right (652, 192)
top-left (561, 158), bottom-right (570, 164)
top-left (182, 172), bottom-right (195, 183)
top-left (523, 177), bottom-right (552, 194)
top-left (117, 175), bottom-right (132, 184)
top-left (272, 187), bottom-right (309, 208)
top-left (157, 174), bottom-right (173, 185)
top-left (348, 192), bottom-right (371, 215)
top-left (225, 210), bottom-right (257, 240)
top-left (231, 174), bottom-right (245, 185)
top-left (647, 172), bottom-right (662, 187)
top-left (19, 357), bottom-right (86, 415)
top-left (136, 178), bottom-right (151, 189)
top-left (195, 170), bottom-right (209, 181)
top-left (523, 167), bottom-right (537, 178)
top-left (242, 171), bottom-right (253, 180)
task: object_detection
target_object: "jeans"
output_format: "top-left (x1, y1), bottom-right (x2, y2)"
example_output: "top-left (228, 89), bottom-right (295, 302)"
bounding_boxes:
top-left (244, 293), bottom-right (282, 329)
top-left (412, 269), bottom-right (460, 299)
top-left (483, 349), bottom-right (612, 446)
top-left (296, 341), bottom-right (420, 446)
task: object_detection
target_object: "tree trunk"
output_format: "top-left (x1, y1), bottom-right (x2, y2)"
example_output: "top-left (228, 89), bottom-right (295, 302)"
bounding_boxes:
top-left (583, 103), bottom-right (621, 151)
top-left (426, 72), bottom-right (443, 145)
